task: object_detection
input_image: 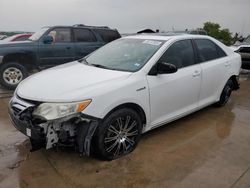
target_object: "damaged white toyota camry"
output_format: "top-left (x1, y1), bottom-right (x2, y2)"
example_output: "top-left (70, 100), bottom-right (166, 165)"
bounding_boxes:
top-left (9, 34), bottom-right (241, 160)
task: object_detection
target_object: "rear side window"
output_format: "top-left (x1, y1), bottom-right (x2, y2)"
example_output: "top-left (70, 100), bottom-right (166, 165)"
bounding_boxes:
top-left (94, 29), bottom-right (120, 42)
top-left (157, 40), bottom-right (195, 69)
top-left (73, 28), bottom-right (97, 42)
top-left (194, 39), bottom-right (227, 63)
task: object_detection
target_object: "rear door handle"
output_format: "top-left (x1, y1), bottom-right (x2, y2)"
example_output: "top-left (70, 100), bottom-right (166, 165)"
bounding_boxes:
top-left (66, 46), bottom-right (71, 50)
top-left (192, 70), bottom-right (201, 77)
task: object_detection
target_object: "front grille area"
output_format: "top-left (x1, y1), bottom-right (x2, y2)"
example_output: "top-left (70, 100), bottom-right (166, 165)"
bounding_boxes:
top-left (10, 95), bottom-right (35, 118)
top-left (9, 94), bottom-right (47, 143)
top-left (16, 95), bottom-right (41, 106)
top-left (12, 106), bottom-right (22, 116)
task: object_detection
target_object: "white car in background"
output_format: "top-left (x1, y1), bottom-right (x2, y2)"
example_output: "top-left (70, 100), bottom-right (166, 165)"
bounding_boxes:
top-left (9, 34), bottom-right (241, 160)
top-left (230, 43), bottom-right (250, 69)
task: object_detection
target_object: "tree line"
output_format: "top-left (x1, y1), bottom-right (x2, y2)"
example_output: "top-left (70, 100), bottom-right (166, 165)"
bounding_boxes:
top-left (202, 21), bottom-right (244, 46)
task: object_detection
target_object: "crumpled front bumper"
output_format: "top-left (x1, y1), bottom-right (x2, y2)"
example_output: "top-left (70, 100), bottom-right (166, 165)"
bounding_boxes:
top-left (8, 98), bottom-right (46, 150)
top-left (9, 109), bottom-right (45, 140)
top-left (8, 95), bottom-right (99, 155)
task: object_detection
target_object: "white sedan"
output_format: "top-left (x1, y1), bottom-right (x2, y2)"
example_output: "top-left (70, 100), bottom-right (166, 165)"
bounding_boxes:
top-left (9, 34), bottom-right (241, 160)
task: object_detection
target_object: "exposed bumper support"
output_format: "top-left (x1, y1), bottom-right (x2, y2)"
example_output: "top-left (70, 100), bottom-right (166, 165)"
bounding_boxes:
top-left (77, 121), bottom-right (99, 156)
top-left (234, 75), bottom-right (240, 90)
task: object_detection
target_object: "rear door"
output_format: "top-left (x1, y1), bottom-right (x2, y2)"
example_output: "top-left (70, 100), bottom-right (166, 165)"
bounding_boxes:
top-left (38, 28), bottom-right (75, 68)
top-left (194, 39), bottom-right (229, 107)
top-left (73, 28), bottom-right (102, 60)
top-left (147, 39), bottom-right (202, 128)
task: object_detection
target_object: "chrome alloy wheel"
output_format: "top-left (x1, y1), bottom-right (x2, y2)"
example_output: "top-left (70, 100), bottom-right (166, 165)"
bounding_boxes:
top-left (104, 116), bottom-right (139, 157)
top-left (3, 67), bottom-right (23, 85)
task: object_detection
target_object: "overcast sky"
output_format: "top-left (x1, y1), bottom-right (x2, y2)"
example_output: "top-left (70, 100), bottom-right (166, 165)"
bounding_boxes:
top-left (0, 0), bottom-right (249, 36)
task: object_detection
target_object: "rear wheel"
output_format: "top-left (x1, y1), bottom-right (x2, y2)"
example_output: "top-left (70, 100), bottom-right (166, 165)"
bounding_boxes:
top-left (95, 108), bottom-right (142, 160)
top-left (215, 80), bottom-right (234, 107)
top-left (0, 62), bottom-right (28, 90)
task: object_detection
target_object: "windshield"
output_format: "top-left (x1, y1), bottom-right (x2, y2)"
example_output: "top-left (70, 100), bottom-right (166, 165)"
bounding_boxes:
top-left (84, 38), bottom-right (164, 72)
top-left (29, 28), bottom-right (49, 41)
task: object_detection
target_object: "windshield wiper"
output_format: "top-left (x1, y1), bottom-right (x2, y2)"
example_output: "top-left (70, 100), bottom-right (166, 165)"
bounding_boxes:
top-left (79, 58), bottom-right (89, 65)
top-left (80, 60), bottom-right (115, 70)
top-left (90, 64), bottom-right (113, 70)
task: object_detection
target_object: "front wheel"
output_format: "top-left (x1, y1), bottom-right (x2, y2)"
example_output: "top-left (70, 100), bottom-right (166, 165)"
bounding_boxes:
top-left (95, 108), bottom-right (142, 160)
top-left (215, 80), bottom-right (234, 107)
top-left (0, 62), bottom-right (28, 90)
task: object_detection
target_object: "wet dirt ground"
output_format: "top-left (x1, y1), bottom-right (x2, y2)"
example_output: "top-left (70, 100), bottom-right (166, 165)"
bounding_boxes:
top-left (0, 72), bottom-right (250, 188)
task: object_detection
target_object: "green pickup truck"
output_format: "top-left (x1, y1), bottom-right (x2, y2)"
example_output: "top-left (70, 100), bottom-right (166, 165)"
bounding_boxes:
top-left (0, 25), bottom-right (121, 89)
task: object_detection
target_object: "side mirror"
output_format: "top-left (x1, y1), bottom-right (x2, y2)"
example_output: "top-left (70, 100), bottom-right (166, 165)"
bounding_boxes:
top-left (43, 35), bottom-right (53, 44)
top-left (149, 62), bottom-right (177, 75)
top-left (157, 62), bottom-right (177, 74)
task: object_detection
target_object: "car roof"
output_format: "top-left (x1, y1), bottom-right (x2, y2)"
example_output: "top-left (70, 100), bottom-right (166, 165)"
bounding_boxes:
top-left (124, 33), bottom-right (210, 41)
top-left (44, 25), bottom-right (116, 31)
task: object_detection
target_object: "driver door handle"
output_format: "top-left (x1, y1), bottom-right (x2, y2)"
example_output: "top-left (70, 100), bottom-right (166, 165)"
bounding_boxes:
top-left (192, 70), bottom-right (201, 77)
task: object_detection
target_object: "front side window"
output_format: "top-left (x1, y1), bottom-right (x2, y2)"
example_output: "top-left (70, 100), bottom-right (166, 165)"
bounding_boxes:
top-left (84, 38), bottom-right (164, 72)
top-left (73, 28), bottom-right (97, 42)
top-left (47, 28), bottom-right (71, 43)
top-left (195, 39), bottom-right (226, 63)
top-left (157, 40), bottom-right (195, 69)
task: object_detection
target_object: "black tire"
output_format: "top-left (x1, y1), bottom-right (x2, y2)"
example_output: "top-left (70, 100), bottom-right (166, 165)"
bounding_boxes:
top-left (215, 79), bottom-right (234, 107)
top-left (94, 108), bottom-right (142, 160)
top-left (0, 62), bottom-right (28, 90)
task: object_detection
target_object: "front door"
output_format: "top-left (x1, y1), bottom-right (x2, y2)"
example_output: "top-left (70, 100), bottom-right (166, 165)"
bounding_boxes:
top-left (147, 39), bottom-right (201, 128)
top-left (38, 28), bottom-right (75, 68)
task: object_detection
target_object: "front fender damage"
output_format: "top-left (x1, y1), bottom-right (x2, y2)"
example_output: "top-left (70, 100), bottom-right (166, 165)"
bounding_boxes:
top-left (29, 115), bottom-right (98, 156)
top-left (36, 118), bottom-right (98, 156)
top-left (76, 121), bottom-right (98, 156)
